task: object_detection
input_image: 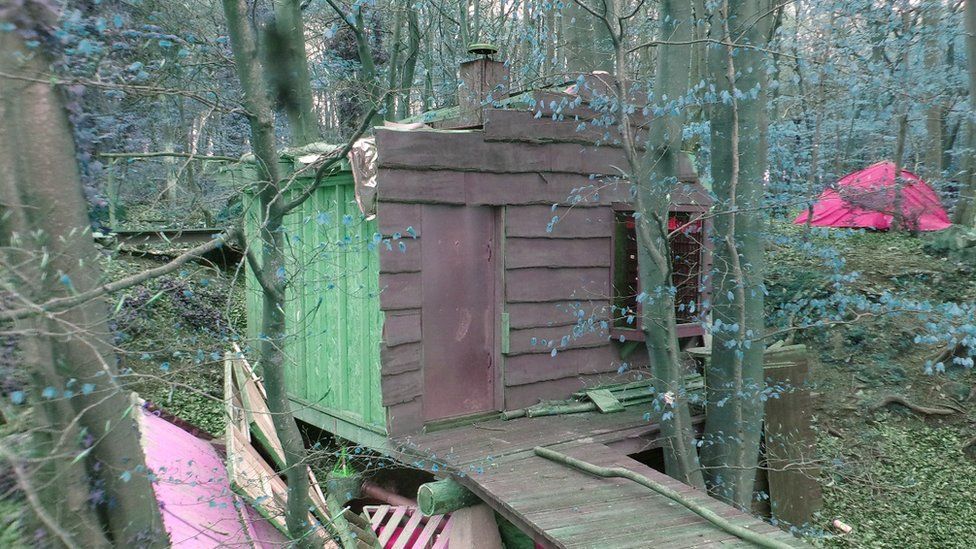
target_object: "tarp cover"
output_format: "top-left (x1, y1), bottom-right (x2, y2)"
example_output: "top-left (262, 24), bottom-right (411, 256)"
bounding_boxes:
top-left (138, 406), bottom-right (288, 547)
top-left (794, 161), bottom-right (951, 231)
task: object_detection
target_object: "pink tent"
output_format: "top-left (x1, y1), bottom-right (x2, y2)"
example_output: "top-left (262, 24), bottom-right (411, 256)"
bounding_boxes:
top-left (794, 161), bottom-right (952, 231)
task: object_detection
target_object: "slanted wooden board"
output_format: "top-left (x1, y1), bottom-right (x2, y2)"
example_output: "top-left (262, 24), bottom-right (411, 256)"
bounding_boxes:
top-left (584, 389), bottom-right (624, 413)
top-left (225, 350), bottom-right (333, 528)
top-left (392, 411), bottom-right (807, 549)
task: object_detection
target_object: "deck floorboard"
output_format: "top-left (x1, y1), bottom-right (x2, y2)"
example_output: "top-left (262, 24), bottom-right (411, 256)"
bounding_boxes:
top-left (391, 410), bottom-right (807, 548)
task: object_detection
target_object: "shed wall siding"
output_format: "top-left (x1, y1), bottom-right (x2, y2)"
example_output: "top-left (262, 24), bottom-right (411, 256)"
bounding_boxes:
top-left (374, 111), bottom-right (709, 432)
top-left (244, 173), bottom-right (386, 434)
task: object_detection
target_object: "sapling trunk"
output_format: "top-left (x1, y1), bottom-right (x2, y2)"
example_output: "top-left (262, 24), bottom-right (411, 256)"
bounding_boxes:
top-left (701, 0), bottom-right (770, 509)
top-left (635, 0), bottom-right (706, 489)
top-left (221, 0), bottom-right (313, 544)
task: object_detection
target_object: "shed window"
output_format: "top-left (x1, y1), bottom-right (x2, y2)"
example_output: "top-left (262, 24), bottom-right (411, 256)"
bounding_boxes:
top-left (611, 208), bottom-right (704, 339)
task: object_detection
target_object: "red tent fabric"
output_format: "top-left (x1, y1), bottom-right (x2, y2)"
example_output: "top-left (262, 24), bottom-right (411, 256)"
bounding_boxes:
top-left (794, 161), bottom-right (952, 231)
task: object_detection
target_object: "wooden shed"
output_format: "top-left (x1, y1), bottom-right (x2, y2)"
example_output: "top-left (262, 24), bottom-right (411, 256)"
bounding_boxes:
top-left (242, 66), bottom-right (712, 448)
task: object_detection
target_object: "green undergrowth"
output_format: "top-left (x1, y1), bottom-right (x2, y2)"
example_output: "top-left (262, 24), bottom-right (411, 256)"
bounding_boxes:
top-left (102, 250), bottom-right (247, 435)
top-left (818, 423), bottom-right (976, 548)
top-left (766, 221), bottom-right (976, 547)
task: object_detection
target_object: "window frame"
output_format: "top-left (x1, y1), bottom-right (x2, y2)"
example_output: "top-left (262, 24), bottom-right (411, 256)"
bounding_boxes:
top-left (609, 202), bottom-right (709, 342)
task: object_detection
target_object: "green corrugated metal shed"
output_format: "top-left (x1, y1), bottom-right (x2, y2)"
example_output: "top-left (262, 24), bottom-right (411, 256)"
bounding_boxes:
top-left (241, 151), bottom-right (387, 445)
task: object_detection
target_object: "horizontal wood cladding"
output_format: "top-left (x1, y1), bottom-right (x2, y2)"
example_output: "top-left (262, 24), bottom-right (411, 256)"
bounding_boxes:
top-left (376, 128), bottom-right (628, 175)
top-left (484, 109), bottom-right (648, 149)
top-left (381, 369), bottom-right (423, 406)
top-left (377, 202), bottom-right (422, 236)
top-left (506, 301), bottom-right (610, 330)
top-left (380, 342), bottom-right (421, 376)
top-left (506, 206), bottom-right (614, 238)
top-left (507, 324), bottom-right (608, 356)
top-left (381, 311), bottom-right (421, 347)
top-left (505, 372), bottom-right (634, 410)
top-left (506, 267), bottom-right (609, 303)
top-left (379, 237), bottom-right (421, 273)
top-left (506, 237), bottom-right (611, 269)
top-left (504, 346), bottom-right (634, 386)
top-left (378, 170), bottom-right (652, 207)
top-left (386, 397), bottom-right (423, 436)
top-left (379, 272), bottom-right (422, 311)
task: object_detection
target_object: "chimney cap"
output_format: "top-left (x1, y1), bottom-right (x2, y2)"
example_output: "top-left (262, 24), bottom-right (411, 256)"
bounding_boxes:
top-left (467, 43), bottom-right (498, 57)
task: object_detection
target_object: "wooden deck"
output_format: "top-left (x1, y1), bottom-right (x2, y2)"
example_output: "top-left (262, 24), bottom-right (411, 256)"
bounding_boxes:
top-left (392, 409), bottom-right (805, 548)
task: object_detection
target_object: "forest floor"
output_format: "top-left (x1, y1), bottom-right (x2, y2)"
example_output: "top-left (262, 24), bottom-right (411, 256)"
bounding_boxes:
top-left (97, 222), bottom-right (976, 548)
top-left (105, 250), bottom-right (247, 436)
top-left (766, 222), bottom-right (976, 548)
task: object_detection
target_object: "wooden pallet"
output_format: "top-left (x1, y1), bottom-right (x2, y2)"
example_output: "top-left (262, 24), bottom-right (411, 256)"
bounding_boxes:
top-left (363, 505), bottom-right (452, 549)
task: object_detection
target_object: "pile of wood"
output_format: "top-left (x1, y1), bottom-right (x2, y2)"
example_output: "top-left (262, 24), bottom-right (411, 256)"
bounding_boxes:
top-left (501, 375), bottom-right (704, 420)
top-left (223, 348), bottom-right (339, 545)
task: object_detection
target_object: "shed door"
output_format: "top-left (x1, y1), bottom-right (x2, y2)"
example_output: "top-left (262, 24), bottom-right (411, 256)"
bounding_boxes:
top-left (421, 205), bottom-right (498, 421)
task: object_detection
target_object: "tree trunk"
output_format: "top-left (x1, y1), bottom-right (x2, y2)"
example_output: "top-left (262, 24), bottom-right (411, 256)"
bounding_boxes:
top-left (635, 0), bottom-right (706, 489)
top-left (220, 1), bottom-right (314, 544)
top-left (396, 9), bottom-right (421, 120)
top-left (0, 21), bottom-right (166, 546)
top-left (274, 0), bottom-right (320, 145)
top-left (955, 0), bottom-right (976, 227)
top-left (564, 2), bottom-right (597, 74)
top-left (701, 0), bottom-right (770, 509)
top-left (923, 2), bottom-right (944, 179)
top-left (385, 7), bottom-right (404, 121)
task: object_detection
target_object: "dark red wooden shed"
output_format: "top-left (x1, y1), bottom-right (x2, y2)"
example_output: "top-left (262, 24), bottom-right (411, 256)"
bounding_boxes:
top-left (372, 69), bottom-right (712, 437)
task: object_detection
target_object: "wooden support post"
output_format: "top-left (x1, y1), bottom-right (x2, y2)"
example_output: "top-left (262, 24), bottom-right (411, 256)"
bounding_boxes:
top-left (764, 346), bottom-right (822, 528)
top-left (687, 344), bottom-right (822, 527)
top-left (417, 478), bottom-right (481, 516)
top-left (448, 504), bottom-right (503, 549)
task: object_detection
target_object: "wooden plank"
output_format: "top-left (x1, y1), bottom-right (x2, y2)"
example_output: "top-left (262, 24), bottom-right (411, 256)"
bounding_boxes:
top-left (386, 397), bottom-right (425, 436)
top-left (506, 237), bottom-right (611, 268)
top-left (484, 108), bottom-right (645, 148)
top-left (379, 272), bottom-right (422, 310)
top-left (506, 301), bottom-right (609, 330)
top-left (378, 506), bottom-right (408, 546)
top-left (506, 205), bottom-right (614, 239)
top-left (465, 172), bottom-right (632, 207)
top-left (391, 510), bottom-right (424, 549)
top-left (380, 237), bottom-right (422, 273)
top-left (381, 341), bottom-right (422, 375)
top-left (507, 324), bottom-right (608, 356)
top-left (504, 372), bottom-right (632, 409)
top-left (448, 504), bottom-right (504, 548)
top-left (382, 311), bottom-right (422, 347)
top-left (764, 351), bottom-right (821, 528)
top-left (367, 505), bottom-right (390, 531)
top-left (413, 514), bottom-right (443, 549)
top-left (381, 369), bottom-right (424, 406)
top-left (377, 169), bottom-right (467, 204)
top-left (505, 343), bottom-right (619, 384)
top-left (377, 202), bottom-right (423, 236)
top-left (506, 267), bottom-right (609, 303)
top-left (376, 128), bottom-right (656, 177)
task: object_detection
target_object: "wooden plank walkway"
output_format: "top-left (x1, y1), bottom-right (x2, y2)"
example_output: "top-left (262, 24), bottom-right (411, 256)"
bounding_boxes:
top-left (393, 410), bottom-right (806, 548)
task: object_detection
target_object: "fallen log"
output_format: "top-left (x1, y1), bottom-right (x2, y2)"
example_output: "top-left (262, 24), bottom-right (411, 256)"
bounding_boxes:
top-left (533, 446), bottom-right (794, 549)
top-left (417, 478), bottom-right (481, 516)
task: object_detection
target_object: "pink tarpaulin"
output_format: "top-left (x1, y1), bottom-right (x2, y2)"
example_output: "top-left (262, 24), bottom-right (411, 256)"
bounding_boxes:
top-left (793, 161), bottom-right (952, 231)
top-left (138, 407), bottom-right (288, 547)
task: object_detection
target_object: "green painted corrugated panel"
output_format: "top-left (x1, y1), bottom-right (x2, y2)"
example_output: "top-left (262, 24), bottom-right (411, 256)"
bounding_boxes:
top-left (239, 169), bottom-right (385, 434)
